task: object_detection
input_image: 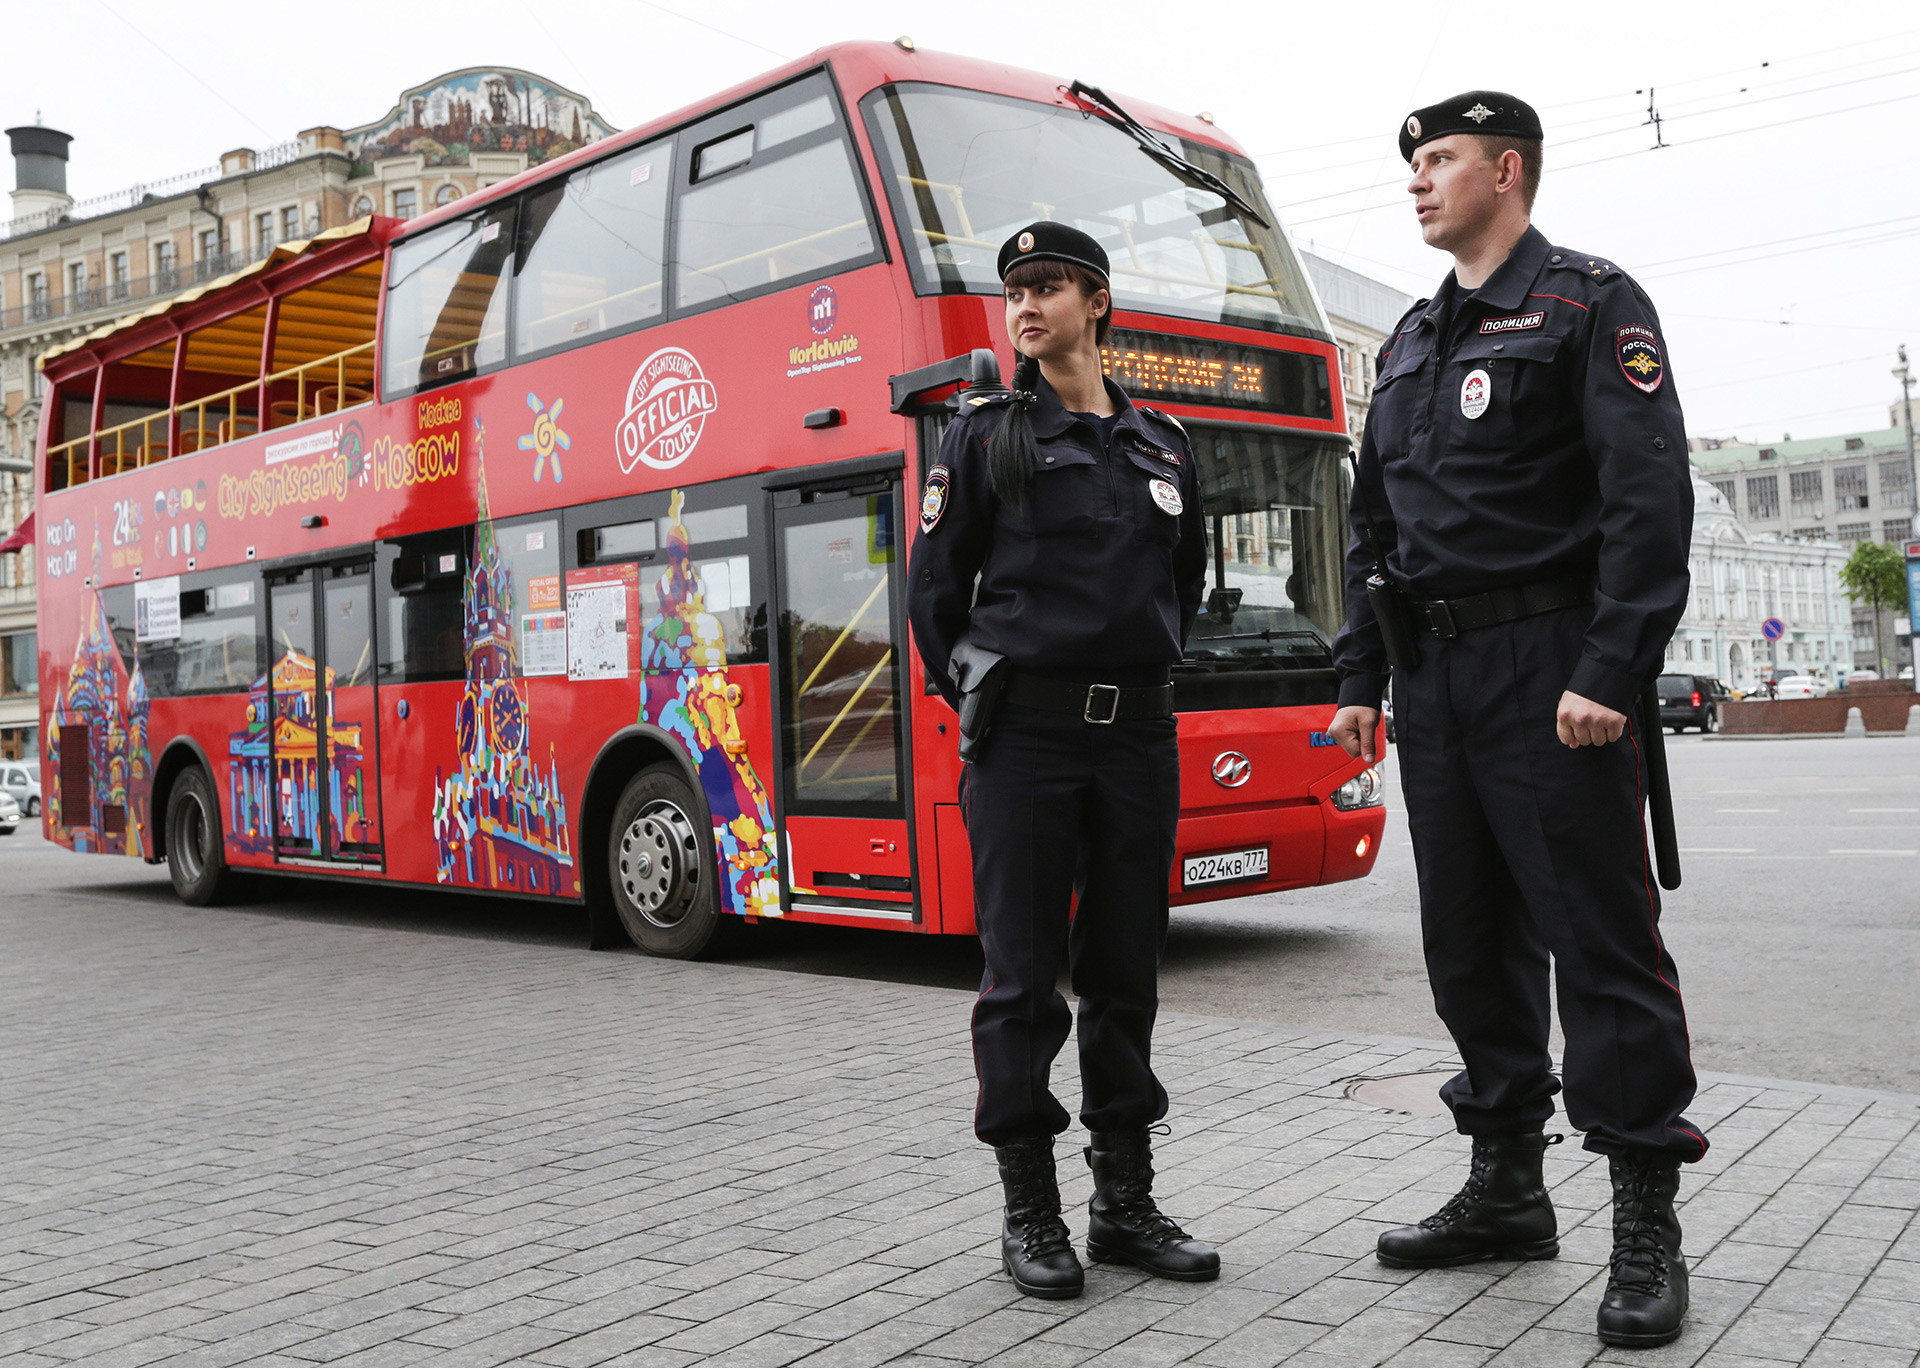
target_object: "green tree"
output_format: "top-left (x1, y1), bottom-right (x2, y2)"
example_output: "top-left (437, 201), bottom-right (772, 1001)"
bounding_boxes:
top-left (1838, 541), bottom-right (1910, 674)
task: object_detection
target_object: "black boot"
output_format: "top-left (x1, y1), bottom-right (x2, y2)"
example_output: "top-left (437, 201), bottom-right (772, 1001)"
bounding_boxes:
top-left (1376, 1132), bottom-right (1561, 1268)
top-left (994, 1138), bottom-right (1083, 1300)
top-left (1084, 1129), bottom-right (1220, 1281)
top-left (1597, 1152), bottom-right (1688, 1348)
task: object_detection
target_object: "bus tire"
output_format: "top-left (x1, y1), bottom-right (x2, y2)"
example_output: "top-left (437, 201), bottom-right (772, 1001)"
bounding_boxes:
top-left (166, 765), bottom-right (238, 907)
top-left (608, 763), bottom-right (729, 959)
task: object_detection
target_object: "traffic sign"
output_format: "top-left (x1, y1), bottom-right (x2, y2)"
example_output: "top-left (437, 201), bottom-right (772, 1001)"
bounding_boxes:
top-left (1762, 617), bottom-right (1785, 641)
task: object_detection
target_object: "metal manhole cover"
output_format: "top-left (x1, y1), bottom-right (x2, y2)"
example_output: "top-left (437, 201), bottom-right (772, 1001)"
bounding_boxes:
top-left (1345, 1071), bottom-right (1454, 1117)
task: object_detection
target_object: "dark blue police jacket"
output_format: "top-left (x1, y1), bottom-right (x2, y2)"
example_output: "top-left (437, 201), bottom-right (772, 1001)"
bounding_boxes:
top-left (1333, 225), bottom-right (1693, 715)
top-left (907, 372), bottom-right (1207, 709)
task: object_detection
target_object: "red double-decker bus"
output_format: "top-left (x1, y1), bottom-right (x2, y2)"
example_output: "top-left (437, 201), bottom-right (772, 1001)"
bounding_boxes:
top-left (31, 41), bottom-right (1384, 956)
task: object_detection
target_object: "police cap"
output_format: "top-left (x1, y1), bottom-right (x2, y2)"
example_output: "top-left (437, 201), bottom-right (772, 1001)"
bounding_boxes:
top-left (996, 221), bottom-right (1111, 283)
top-left (1399, 91), bottom-right (1543, 162)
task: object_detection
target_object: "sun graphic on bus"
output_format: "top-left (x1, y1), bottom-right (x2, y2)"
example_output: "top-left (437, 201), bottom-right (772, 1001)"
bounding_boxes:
top-left (517, 391), bottom-right (569, 482)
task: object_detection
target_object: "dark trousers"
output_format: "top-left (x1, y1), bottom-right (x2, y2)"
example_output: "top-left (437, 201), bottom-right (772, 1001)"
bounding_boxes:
top-left (1395, 606), bottom-right (1708, 1161)
top-left (961, 704), bottom-right (1179, 1146)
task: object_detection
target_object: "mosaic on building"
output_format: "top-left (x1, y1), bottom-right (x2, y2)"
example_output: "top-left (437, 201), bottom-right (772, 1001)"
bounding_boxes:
top-left (642, 490), bottom-right (781, 918)
top-left (346, 69), bottom-right (614, 175)
top-left (432, 423), bottom-right (576, 894)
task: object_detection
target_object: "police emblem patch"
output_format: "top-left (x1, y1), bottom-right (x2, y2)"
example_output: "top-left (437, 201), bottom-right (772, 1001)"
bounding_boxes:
top-left (920, 467), bottom-right (951, 532)
top-left (1460, 368), bottom-right (1491, 420)
top-left (1148, 478), bottom-right (1183, 516)
top-left (1616, 324), bottom-right (1665, 394)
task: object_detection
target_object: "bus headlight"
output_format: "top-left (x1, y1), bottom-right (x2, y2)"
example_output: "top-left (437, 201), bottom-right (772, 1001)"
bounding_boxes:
top-left (1331, 766), bottom-right (1385, 811)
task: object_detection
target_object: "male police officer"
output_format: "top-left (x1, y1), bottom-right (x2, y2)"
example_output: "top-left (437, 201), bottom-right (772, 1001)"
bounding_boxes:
top-left (1328, 94), bottom-right (1704, 1348)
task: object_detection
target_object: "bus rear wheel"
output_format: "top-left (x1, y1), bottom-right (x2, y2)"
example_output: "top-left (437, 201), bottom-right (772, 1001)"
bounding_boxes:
top-left (166, 765), bottom-right (238, 906)
top-left (608, 764), bottom-right (727, 959)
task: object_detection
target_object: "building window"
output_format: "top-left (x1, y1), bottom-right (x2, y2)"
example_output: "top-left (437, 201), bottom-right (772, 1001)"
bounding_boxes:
top-left (1711, 477), bottom-right (1736, 509)
top-left (1837, 522), bottom-right (1872, 546)
top-left (392, 187), bottom-right (418, 220)
top-left (153, 239), bottom-right (177, 288)
top-left (1833, 464), bottom-right (1869, 510)
top-left (434, 183), bottom-right (462, 208)
top-left (1760, 447), bottom-right (1777, 459)
top-left (1845, 437), bottom-right (1865, 451)
top-left (256, 211), bottom-right (275, 251)
top-left (1885, 518), bottom-right (1911, 544)
top-left (351, 194), bottom-right (374, 219)
top-left (1747, 590), bottom-right (1762, 618)
top-left (1879, 459), bottom-right (1910, 507)
top-left (0, 630), bottom-right (35, 697)
top-left (1789, 470), bottom-right (1823, 519)
top-left (1795, 527), bottom-right (1826, 541)
top-left (109, 251), bottom-right (129, 299)
top-left (199, 227), bottom-right (221, 261)
top-left (1746, 474), bottom-right (1779, 519)
top-left (282, 205), bottom-right (301, 242)
top-left (68, 261), bottom-right (87, 298)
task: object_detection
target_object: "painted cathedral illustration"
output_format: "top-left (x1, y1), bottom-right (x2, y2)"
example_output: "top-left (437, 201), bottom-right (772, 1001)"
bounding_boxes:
top-left (432, 422), bottom-right (576, 894)
top-left (48, 531), bottom-right (151, 856)
top-left (226, 651), bottom-right (372, 861)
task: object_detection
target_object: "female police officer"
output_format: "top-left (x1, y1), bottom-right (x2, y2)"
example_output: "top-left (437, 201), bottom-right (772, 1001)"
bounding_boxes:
top-left (907, 222), bottom-right (1218, 1299)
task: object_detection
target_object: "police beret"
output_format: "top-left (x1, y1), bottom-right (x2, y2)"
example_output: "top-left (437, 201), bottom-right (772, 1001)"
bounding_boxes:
top-left (996, 221), bottom-right (1111, 283)
top-left (1399, 91), bottom-right (1543, 162)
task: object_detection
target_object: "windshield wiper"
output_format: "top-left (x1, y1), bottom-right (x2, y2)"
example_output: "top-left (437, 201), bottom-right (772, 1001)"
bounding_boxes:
top-left (1067, 81), bottom-right (1270, 229)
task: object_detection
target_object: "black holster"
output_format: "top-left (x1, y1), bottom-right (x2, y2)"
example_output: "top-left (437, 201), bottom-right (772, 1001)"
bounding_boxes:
top-left (950, 638), bottom-right (1010, 763)
top-left (1367, 571), bottom-right (1422, 671)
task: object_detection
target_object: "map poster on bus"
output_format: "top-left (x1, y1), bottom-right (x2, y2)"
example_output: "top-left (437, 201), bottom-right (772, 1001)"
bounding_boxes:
top-left (565, 564), bottom-right (639, 680)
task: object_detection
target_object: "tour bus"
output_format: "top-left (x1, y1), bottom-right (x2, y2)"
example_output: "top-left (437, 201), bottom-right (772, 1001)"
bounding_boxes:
top-left (32, 40), bottom-right (1385, 957)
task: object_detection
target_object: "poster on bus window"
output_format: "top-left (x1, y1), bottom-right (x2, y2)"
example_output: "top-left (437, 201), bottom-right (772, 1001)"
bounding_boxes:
top-left (565, 563), bottom-right (640, 681)
top-left (520, 573), bottom-right (566, 677)
top-left (135, 576), bottom-right (181, 643)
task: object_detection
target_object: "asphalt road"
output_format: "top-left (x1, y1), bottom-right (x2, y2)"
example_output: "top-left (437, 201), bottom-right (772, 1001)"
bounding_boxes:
top-left (5, 732), bottom-right (1915, 1094)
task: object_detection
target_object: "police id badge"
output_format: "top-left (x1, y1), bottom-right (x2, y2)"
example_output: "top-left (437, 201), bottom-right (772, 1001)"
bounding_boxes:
top-left (1616, 324), bottom-right (1665, 393)
top-left (1149, 478), bottom-right (1183, 515)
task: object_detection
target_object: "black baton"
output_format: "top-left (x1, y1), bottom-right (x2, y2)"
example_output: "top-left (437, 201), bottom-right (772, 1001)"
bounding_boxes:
top-left (1638, 681), bottom-right (1682, 891)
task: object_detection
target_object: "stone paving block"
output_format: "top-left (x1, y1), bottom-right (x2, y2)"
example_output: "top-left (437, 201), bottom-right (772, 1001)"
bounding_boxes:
top-left (915, 1304), bottom-right (1059, 1359)
top-left (1822, 1295), bottom-right (1920, 1350)
top-left (1801, 1341), bottom-right (1920, 1368)
top-left (1692, 1240), bottom-right (1800, 1284)
top-left (1428, 1294), bottom-right (1555, 1349)
top-left (1710, 1305), bottom-right (1841, 1360)
top-left (1479, 1326), bottom-right (1606, 1368)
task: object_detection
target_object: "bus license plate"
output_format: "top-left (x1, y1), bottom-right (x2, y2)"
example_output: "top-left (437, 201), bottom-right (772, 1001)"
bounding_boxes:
top-left (1182, 846), bottom-right (1269, 888)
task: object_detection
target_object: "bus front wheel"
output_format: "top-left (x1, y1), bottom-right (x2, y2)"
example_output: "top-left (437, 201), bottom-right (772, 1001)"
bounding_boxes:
top-left (166, 766), bottom-right (238, 906)
top-left (608, 764), bottom-right (726, 959)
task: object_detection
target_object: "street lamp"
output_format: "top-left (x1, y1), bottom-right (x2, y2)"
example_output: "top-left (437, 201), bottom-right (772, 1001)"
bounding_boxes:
top-left (1898, 346), bottom-right (1917, 541)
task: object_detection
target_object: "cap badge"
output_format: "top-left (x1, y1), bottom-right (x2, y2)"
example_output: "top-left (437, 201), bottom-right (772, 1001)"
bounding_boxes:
top-left (1406, 115), bottom-right (1421, 139)
top-left (1460, 368), bottom-right (1491, 420)
top-left (1017, 231), bottom-right (1035, 252)
top-left (1464, 102), bottom-right (1495, 123)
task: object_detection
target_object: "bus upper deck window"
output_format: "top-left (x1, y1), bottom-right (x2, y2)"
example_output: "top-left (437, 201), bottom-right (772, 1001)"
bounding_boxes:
top-left (382, 203), bottom-right (517, 400)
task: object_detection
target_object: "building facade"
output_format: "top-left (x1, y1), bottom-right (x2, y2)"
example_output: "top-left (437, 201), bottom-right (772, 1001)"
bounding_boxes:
top-left (0, 70), bottom-right (614, 760)
top-left (1300, 251), bottom-right (1416, 445)
top-left (1689, 407), bottom-right (1917, 674)
top-left (1669, 472), bottom-right (1853, 690)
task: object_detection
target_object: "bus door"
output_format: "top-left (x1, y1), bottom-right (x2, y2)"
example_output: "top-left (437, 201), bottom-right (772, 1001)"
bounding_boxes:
top-left (770, 469), bottom-right (915, 921)
top-left (265, 559), bottom-right (382, 866)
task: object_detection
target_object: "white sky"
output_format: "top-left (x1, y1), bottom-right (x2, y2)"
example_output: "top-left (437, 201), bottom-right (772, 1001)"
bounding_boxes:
top-left (10, 0), bottom-right (1917, 444)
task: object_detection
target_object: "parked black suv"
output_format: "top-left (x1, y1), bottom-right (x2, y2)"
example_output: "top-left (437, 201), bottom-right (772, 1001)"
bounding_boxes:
top-left (1657, 673), bottom-right (1728, 733)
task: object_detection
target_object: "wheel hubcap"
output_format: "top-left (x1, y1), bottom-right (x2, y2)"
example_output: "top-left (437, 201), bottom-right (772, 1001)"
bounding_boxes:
top-left (618, 799), bottom-right (700, 929)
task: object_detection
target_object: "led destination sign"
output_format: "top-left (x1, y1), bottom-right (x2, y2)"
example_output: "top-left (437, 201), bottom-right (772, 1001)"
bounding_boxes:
top-left (1100, 329), bottom-right (1333, 420)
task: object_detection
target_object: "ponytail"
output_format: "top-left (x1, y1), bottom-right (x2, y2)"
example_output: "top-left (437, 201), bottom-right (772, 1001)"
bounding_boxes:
top-left (986, 353), bottom-right (1042, 509)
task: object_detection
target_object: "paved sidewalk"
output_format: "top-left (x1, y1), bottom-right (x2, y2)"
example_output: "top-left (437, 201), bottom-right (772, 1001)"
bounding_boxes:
top-left (1, 883), bottom-right (1916, 1368)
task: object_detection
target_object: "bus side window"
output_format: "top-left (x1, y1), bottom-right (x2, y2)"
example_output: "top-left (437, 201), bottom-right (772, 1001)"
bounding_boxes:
top-left (378, 529), bottom-right (469, 684)
top-left (382, 203), bottom-right (517, 400)
top-left (137, 571), bottom-right (261, 698)
top-left (515, 139), bottom-right (673, 359)
top-left (674, 78), bottom-right (879, 311)
top-left (492, 518), bottom-right (564, 677)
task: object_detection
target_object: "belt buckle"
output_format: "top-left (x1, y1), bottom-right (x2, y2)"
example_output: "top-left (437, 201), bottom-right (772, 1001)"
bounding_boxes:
top-left (1084, 684), bottom-right (1120, 724)
top-left (1428, 600), bottom-right (1459, 639)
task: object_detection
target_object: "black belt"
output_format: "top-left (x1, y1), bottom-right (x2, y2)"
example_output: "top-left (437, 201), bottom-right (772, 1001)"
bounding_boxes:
top-left (1413, 574), bottom-right (1594, 640)
top-left (1003, 673), bottom-right (1175, 723)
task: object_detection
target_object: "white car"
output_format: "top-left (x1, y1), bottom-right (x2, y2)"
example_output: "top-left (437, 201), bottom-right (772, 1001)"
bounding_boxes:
top-left (0, 789), bottom-right (19, 836)
top-left (1775, 675), bottom-right (1828, 699)
top-left (0, 760), bottom-right (38, 817)
top-left (1845, 669), bottom-right (1881, 684)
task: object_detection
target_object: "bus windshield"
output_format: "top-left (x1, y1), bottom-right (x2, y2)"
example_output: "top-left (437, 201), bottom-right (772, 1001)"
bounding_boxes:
top-left (862, 83), bottom-right (1323, 336)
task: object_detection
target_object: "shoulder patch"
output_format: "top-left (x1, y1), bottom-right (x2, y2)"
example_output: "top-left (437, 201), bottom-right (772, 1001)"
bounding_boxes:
top-left (1615, 324), bottom-right (1664, 394)
top-left (1397, 299), bottom-right (1432, 335)
top-left (1547, 248), bottom-right (1620, 282)
top-left (919, 466), bottom-right (952, 533)
top-left (1138, 405), bottom-right (1186, 434)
